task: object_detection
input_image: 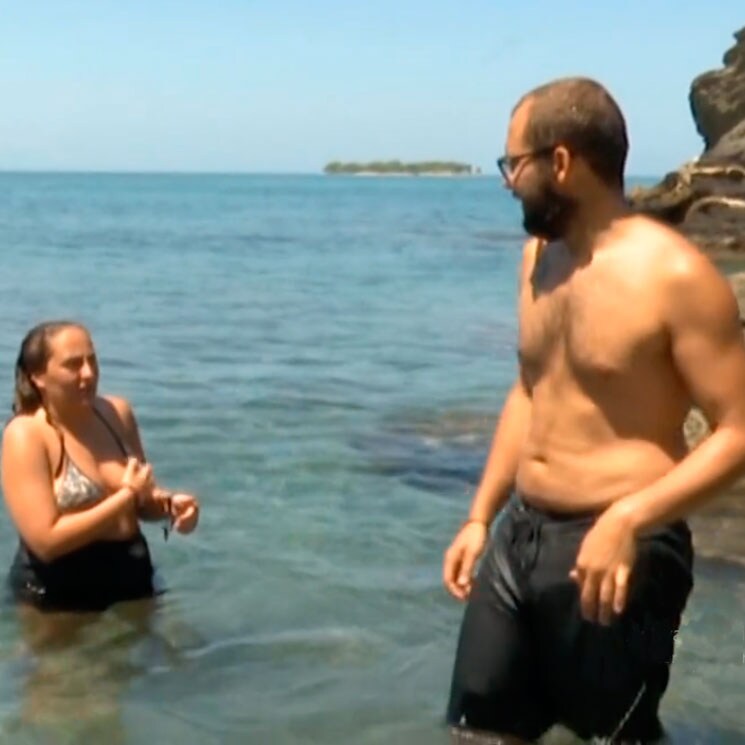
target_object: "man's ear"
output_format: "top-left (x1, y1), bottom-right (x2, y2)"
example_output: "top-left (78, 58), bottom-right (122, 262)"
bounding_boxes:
top-left (552, 145), bottom-right (571, 185)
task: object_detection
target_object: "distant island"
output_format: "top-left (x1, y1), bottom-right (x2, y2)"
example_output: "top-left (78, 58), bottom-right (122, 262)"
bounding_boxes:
top-left (323, 160), bottom-right (480, 176)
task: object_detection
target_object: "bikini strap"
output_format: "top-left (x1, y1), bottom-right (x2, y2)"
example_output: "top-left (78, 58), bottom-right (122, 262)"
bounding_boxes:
top-left (93, 405), bottom-right (132, 458)
top-left (47, 404), bottom-right (132, 477)
top-left (43, 409), bottom-right (67, 478)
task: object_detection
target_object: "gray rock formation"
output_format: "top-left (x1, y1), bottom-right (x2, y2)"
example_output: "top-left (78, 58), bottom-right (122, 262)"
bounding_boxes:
top-left (690, 27), bottom-right (745, 151)
top-left (629, 27), bottom-right (745, 256)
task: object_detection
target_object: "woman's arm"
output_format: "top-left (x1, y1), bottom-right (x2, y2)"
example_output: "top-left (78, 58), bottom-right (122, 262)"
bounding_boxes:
top-left (103, 395), bottom-right (172, 522)
top-left (104, 396), bottom-right (199, 532)
top-left (1, 418), bottom-right (140, 561)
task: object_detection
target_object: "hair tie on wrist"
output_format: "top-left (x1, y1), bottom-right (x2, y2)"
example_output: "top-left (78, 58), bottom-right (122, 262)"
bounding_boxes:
top-left (462, 518), bottom-right (488, 529)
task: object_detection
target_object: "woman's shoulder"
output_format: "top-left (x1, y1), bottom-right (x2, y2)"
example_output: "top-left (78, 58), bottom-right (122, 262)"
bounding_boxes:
top-left (96, 395), bottom-right (142, 442)
top-left (2, 410), bottom-right (48, 453)
top-left (97, 394), bottom-right (136, 423)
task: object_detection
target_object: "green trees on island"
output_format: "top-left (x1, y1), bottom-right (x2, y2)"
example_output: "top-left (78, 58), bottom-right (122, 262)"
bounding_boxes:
top-left (323, 160), bottom-right (477, 175)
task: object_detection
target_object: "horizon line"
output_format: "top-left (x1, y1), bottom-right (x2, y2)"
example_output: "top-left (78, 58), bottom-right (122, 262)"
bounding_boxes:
top-left (0, 168), bottom-right (665, 181)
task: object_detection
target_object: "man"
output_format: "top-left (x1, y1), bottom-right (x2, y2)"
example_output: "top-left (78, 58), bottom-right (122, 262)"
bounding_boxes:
top-left (442, 76), bottom-right (745, 744)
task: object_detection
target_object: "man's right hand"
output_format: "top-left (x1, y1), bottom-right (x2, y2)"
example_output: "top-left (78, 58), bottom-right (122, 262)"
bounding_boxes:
top-left (443, 521), bottom-right (489, 601)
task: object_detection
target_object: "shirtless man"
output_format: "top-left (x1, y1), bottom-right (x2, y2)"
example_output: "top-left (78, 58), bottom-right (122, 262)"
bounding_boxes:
top-left (442, 77), bottom-right (745, 743)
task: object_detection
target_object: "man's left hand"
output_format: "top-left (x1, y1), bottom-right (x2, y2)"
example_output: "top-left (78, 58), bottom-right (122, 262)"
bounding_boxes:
top-left (569, 502), bottom-right (637, 625)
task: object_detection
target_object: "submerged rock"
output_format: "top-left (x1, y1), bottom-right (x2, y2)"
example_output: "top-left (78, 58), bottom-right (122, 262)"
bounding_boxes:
top-left (689, 486), bottom-right (745, 568)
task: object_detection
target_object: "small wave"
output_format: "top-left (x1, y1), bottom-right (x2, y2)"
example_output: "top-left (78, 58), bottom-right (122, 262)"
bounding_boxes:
top-left (182, 626), bottom-right (384, 668)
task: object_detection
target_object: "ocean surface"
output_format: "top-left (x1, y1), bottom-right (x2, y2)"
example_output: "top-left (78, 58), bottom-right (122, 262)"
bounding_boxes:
top-left (0, 173), bottom-right (742, 744)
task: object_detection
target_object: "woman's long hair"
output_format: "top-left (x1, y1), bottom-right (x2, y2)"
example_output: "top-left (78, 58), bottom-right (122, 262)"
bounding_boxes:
top-left (13, 321), bottom-right (82, 415)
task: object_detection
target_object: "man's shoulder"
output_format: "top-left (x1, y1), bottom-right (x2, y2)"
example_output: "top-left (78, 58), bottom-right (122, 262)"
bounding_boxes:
top-left (519, 236), bottom-right (546, 281)
top-left (621, 215), bottom-right (714, 278)
top-left (623, 214), bottom-right (693, 251)
top-left (622, 216), bottom-right (740, 326)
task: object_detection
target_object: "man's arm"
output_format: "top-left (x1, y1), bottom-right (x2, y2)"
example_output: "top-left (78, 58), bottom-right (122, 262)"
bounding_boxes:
top-left (465, 238), bottom-right (537, 524)
top-left (619, 239), bottom-right (745, 533)
top-left (443, 239), bottom-right (536, 600)
top-left (466, 375), bottom-right (532, 524)
top-left (443, 378), bottom-right (531, 600)
top-left (572, 233), bottom-right (745, 625)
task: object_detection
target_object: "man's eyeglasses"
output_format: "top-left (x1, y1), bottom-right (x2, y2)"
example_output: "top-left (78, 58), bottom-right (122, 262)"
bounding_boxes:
top-left (497, 146), bottom-right (556, 181)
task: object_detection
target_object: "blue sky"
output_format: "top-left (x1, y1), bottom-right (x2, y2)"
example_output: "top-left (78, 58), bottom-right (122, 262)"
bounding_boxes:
top-left (0, 2), bottom-right (743, 176)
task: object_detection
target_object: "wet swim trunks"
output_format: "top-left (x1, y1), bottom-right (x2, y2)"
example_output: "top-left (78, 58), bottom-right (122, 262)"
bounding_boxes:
top-left (446, 494), bottom-right (693, 743)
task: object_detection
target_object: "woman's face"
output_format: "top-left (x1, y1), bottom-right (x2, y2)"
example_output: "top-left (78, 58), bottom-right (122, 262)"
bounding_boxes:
top-left (33, 326), bottom-right (99, 409)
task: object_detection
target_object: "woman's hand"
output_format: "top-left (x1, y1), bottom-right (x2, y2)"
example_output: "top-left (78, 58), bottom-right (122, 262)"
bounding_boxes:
top-left (97, 458), bottom-right (153, 541)
top-left (119, 457), bottom-right (153, 504)
top-left (168, 493), bottom-right (200, 534)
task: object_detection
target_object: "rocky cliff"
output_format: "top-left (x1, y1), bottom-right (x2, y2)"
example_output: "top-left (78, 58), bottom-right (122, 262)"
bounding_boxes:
top-left (690, 27), bottom-right (745, 153)
top-left (628, 27), bottom-right (745, 565)
top-left (629, 27), bottom-right (745, 255)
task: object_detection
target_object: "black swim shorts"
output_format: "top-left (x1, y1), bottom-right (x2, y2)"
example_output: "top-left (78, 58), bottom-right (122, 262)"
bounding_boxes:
top-left (446, 494), bottom-right (694, 743)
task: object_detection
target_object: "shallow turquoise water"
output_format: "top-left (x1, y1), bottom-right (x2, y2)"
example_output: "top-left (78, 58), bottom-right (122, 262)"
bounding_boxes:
top-left (0, 173), bottom-right (741, 744)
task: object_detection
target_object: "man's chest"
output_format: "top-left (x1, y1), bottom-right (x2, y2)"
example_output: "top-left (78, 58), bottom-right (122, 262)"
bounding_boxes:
top-left (518, 268), bottom-right (666, 381)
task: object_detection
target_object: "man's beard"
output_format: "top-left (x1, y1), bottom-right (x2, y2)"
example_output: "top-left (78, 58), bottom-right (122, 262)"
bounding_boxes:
top-left (520, 184), bottom-right (577, 241)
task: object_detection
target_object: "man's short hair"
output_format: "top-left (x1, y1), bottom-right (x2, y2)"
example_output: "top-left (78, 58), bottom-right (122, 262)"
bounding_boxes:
top-left (515, 77), bottom-right (629, 188)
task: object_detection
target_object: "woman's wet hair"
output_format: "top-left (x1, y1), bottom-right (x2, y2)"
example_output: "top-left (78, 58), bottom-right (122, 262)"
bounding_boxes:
top-left (13, 321), bottom-right (85, 415)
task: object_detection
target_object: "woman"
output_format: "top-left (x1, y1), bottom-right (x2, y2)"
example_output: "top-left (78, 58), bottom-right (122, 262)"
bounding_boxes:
top-left (1, 320), bottom-right (200, 612)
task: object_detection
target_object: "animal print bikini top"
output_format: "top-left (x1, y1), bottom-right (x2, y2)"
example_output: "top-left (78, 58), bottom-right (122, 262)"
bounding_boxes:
top-left (54, 407), bottom-right (131, 512)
